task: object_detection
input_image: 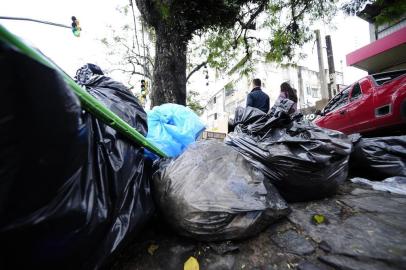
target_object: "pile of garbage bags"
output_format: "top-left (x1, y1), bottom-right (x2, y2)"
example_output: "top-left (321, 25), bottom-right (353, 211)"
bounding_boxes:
top-left (225, 107), bottom-right (353, 202)
top-left (151, 107), bottom-right (353, 240)
top-left (0, 44), bottom-right (154, 269)
top-left (152, 140), bottom-right (290, 241)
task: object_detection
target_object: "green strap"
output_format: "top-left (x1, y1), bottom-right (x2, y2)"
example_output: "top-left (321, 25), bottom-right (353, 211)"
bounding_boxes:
top-left (0, 24), bottom-right (167, 158)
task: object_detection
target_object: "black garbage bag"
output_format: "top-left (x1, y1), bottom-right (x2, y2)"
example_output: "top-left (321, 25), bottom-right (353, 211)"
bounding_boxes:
top-left (225, 107), bottom-right (352, 202)
top-left (229, 106), bottom-right (266, 133)
top-left (234, 106), bottom-right (267, 127)
top-left (350, 136), bottom-right (406, 180)
top-left (152, 140), bottom-right (290, 241)
top-left (0, 44), bottom-right (154, 269)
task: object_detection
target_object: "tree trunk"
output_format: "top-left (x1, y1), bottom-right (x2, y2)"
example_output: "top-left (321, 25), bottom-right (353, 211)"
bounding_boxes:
top-left (151, 26), bottom-right (188, 106)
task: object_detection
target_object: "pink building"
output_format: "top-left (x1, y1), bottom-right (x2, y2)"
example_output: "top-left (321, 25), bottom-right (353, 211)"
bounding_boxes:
top-left (346, 4), bottom-right (406, 74)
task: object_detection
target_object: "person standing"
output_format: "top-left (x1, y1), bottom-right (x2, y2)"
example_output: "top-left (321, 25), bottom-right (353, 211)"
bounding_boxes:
top-left (279, 82), bottom-right (298, 113)
top-left (246, 78), bottom-right (270, 113)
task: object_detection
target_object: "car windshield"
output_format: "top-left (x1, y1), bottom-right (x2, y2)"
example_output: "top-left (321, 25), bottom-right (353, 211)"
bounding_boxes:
top-left (323, 87), bottom-right (350, 114)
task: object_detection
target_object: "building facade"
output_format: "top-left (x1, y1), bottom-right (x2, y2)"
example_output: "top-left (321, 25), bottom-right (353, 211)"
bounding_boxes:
top-left (346, 3), bottom-right (406, 73)
top-left (201, 64), bottom-right (343, 132)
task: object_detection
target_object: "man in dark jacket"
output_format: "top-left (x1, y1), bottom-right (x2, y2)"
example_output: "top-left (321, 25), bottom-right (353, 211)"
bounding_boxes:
top-left (246, 78), bottom-right (269, 113)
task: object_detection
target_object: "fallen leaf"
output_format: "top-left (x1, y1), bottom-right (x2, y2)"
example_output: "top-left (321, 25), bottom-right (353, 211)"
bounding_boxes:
top-left (312, 214), bottom-right (326, 224)
top-left (184, 256), bottom-right (199, 270)
top-left (147, 244), bottom-right (159, 256)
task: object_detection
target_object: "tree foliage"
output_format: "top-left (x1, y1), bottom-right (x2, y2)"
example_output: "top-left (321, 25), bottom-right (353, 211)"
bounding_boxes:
top-left (186, 90), bottom-right (204, 115)
top-left (132, 0), bottom-right (340, 105)
top-left (99, 5), bottom-right (154, 89)
top-left (342, 0), bottom-right (406, 25)
top-left (186, 1), bottom-right (337, 82)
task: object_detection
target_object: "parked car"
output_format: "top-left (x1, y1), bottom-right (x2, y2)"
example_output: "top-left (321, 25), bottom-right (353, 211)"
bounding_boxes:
top-left (314, 70), bottom-right (406, 135)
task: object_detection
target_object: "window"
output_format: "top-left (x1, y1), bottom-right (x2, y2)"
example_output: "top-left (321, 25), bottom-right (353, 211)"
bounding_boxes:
top-left (306, 85), bottom-right (311, 95)
top-left (214, 113), bottom-right (217, 120)
top-left (351, 83), bottom-right (362, 100)
top-left (225, 88), bottom-right (235, 96)
top-left (372, 70), bottom-right (406, 85)
top-left (311, 87), bottom-right (319, 98)
top-left (324, 87), bottom-right (350, 113)
top-left (213, 96), bottom-right (217, 104)
top-left (375, 104), bottom-right (391, 117)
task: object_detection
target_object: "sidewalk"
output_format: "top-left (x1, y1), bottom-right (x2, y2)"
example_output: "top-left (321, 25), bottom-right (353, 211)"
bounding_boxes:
top-left (111, 182), bottom-right (406, 270)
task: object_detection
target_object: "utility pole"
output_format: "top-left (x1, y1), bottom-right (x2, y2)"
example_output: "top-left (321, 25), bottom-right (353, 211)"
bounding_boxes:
top-left (325, 35), bottom-right (337, 99)
top-left (315, 30), bottom-right (328, 102)
top-left (297, 66), bottom-right (305, 111)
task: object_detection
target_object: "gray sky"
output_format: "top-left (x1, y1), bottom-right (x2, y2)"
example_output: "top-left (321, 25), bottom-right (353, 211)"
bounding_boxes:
top-left (299, 11), bottom-right (370, 83)
top-left (1, 0), bottom-right (370, 87)
top-left (1, 0), bottom-right (125, 76)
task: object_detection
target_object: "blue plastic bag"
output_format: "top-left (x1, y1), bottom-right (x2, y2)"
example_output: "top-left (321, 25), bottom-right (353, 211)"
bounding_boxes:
top-left (146, 104), bottom-right (205, 158)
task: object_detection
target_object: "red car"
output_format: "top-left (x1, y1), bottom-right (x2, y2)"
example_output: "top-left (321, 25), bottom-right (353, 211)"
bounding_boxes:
top-left (314, 70), bottom-right (406, 135)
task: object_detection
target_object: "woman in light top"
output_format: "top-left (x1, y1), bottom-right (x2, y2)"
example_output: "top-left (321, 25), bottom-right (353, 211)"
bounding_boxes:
top-left (270, 82), bottom-right (298, 114)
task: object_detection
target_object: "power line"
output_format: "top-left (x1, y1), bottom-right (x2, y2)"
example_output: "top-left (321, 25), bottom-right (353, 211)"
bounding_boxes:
top-left (0, 16), bottom-right (70, 29)
top-left (141, 20), bottom-right (147, 80)
top-left (129, 0), bottom-right (141, 55)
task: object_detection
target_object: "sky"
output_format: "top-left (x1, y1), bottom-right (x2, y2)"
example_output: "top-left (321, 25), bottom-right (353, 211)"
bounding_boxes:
top-left (298, 11), bottom-right (370, 84)
top-left (1, 0), bottom-right (129, 76)
top-left (1, 0), bottom-right (370, 95)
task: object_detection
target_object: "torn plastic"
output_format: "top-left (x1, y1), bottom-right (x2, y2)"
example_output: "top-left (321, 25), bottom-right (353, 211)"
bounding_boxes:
top-left (146, 104), bottom-right (205, 158)
top-left (350, 136), bottom-right (406, 180)
top-left (152, 140), bottom-right (290, 241)
top-left (351, 177), bottom-right (406, 196)
top-left (225, 107), bottom-right (352, 202)
top-left (0, 44), bottom-right (154, 269)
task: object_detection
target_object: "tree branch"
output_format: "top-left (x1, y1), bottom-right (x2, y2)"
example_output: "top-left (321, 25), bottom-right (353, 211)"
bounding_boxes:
top-left (186, 61), bottom-right (207, 82)
top-left (246, 36), bottom-right (261, 42)
top-left (108, 68), bottom-right (150, 79)
top-left (245, 2), bottom-right (267, 28)
top-left (143, 44), bottom-right (154, 68)
top-left (233, 2), bottom-right (267, 51)
top-left (119, 40), bottom-right (152, 78)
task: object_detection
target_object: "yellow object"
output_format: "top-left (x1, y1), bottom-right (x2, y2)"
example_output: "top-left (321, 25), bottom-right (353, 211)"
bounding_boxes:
top-left (147, 244), bottom-right (159, 256)
top-left (184, 256), bottom-right (199, 270)
top-left (313, 214), bottom-right (326, 224)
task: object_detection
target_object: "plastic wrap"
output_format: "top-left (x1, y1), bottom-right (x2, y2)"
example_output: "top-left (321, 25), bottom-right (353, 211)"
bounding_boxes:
top-left (146, 103), bottom-right (205, 158)
top-left (152, 140), bottom-right (290, 241)
top-left (0, 44), bottom-right (154, 269)
top-left (225, 107), bottom-right (352, 202)
top-left (351, 177), bottom-right (406, 195)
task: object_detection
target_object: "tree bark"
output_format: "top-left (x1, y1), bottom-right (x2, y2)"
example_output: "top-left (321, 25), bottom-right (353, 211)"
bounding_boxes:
top-left (151, 26), bottom-right (188, 106)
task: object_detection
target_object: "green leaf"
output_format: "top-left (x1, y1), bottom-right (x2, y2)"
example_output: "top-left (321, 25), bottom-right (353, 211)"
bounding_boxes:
top-left (227, 54), bottom-right (249, 76)
top-left (312, 214), bottom-right (326, 225)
